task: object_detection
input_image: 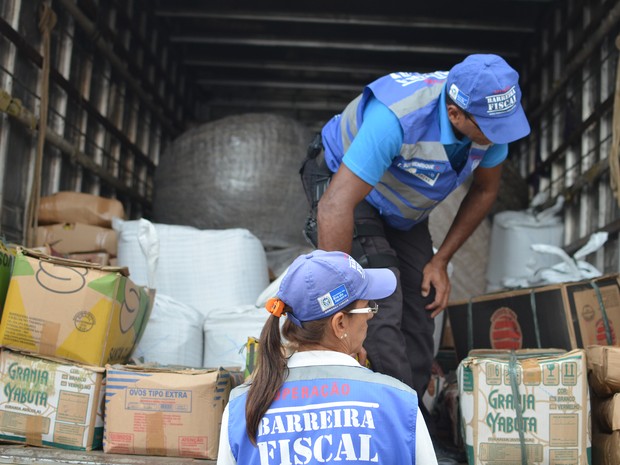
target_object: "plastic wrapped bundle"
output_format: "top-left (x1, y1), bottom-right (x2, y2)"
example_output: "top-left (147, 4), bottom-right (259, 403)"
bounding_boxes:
top-left (113, 218), bottom-right (269, 318)
top-left (153, 113), bottom-right (312, 249)
top-left (132, 293), bottom-right (204, 368)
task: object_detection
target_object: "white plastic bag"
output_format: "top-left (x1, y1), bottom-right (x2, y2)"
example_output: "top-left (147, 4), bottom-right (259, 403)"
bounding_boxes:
top-left (133, 293), bottom-right (204, 368)
top-left (486, 196), bottom-right (565, 292)
top-left (503, 232), bottom-right (608, 287)
top-left (203, 304), bottom-right (269, 369)
top-left (113, 218), bottom-right (269, 318)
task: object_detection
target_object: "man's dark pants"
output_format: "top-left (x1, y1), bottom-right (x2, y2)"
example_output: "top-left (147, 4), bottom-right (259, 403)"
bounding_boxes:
top-left (353, 201), bottom-right (436, 402)
top-left (300, 144), bottom-right (437, 426)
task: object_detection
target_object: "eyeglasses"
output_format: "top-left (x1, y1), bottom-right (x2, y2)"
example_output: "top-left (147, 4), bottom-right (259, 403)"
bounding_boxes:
top-left (348, 301), bottom-right (379, 314)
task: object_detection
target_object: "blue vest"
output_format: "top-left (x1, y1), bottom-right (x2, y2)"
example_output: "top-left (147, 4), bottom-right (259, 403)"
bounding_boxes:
top-left (226, 365), bottom-right (418, 464)
top-left (322, 72), bottom-right (491, 230)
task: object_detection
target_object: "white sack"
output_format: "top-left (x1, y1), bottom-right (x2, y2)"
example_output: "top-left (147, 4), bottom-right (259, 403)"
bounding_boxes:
top-left (503, 231), bottom-right (608, 287)
top-left (486, 196), bottom-right (565, 292)
top-left (113, 219), bottom-right (269, 318)
top-left (132, 293), bottom-right (204, 368)
top-left (203, 304), bottom-right (269, 369)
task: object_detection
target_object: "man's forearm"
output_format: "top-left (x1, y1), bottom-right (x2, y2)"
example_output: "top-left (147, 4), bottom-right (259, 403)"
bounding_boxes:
top-left (315, 163), bottom-right (374, 254)
top-left (435, 178), bottom-right (499, 264)
top-left (317, 201), bottom-right (355, 254)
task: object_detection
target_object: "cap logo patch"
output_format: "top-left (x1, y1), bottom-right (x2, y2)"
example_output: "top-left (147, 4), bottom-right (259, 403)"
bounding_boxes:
top-left (318, 284), bottom-right (349, 313)
top-left (485, 86), bottom-right (517, 115)
top-left (348, 256), bottom-right (365, 278)
top-left (449, 83), bottom-right (469, 109)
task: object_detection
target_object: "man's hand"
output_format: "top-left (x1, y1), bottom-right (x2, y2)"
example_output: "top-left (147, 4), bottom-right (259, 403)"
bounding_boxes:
top-left (422, 164), bottom-right (503, 318)
top-left (421, 256), bottom-right (451, 318)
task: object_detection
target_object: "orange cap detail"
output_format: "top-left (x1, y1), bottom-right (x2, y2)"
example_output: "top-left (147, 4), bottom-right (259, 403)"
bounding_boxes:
top-left (266, 298), bottom-right (286, 318)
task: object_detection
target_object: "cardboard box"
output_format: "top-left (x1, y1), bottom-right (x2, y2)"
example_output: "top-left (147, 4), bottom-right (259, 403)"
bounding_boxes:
top-left (592, 392), bottom-right (620, 432)
top-left (35, 223), bottom-right (118, 256)
top-left (587, 345), bottom-right (620, 397)
top-left (104, 365), bottom-right (231, 459)
top-left (244, 336), bottom-right (259, 378)
top-left (0, 240), bottom-right (14, 312)
top-left (441, 316), bottom-right (455, 349)
top-left (38, 191), bottom-right (125, 228)
top-left (448, 275), bottom-right (620, 361)
top-left (0, 349), bottom-right (104, 450)
top-left (458, 349), bottom-right (590, 465)
top-left (67, 252), bottom-right (110, 266)
top-left (0, 248), bottom-right (154, 366)
top-left (592, 432), bottom-right (620, 465)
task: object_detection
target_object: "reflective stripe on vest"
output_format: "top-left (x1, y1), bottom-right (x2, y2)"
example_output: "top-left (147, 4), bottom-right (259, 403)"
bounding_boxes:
top-left (323, 72), bottom-right (491, 230)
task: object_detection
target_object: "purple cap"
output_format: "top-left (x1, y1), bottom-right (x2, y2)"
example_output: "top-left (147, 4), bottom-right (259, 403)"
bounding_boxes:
top-left (276, 250), bottom-right (396, 327)
top-left (446, 54), bottom-right (531, 144)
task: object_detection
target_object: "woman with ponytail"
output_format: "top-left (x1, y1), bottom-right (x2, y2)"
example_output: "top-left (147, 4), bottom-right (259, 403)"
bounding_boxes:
top-left (217, 250), bottom-right (437, 465)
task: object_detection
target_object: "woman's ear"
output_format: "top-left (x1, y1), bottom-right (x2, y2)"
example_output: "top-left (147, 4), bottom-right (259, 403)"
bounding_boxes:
top-left (330, 312), bottom-right (347, 338)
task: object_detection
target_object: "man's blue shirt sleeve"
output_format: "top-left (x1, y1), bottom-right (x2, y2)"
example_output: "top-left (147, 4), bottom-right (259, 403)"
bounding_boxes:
top-left (479, 143), bottom-right (508, 168)
top-left (341, 97), bottom-right (403, 186)
top-left (341, 95), bottom-right (508, 183)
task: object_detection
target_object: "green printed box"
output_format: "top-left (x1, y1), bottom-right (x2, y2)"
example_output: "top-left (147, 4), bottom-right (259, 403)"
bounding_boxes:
top-left (0, 248), bottom-right (153, 366)
top-left (0, 349), bottom-right (105, 450)
top-left (458, 349), bottom-right (591, 465)
top-left (0, 240), bottom-right (14, 312)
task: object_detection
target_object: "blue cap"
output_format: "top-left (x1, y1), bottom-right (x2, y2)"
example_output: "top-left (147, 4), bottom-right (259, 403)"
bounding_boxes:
top-left (274, 250), bottom-right (396, 327)
top-left (446, 54), bottom-right (531, 144)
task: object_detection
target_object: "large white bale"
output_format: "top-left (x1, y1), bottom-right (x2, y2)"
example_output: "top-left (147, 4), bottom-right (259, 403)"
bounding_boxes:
top-left (486, 210), bottom-right (564, 291)
top-left (114, 219), bottom-right (269, 318)
top-left (203, 304), bottom-right (269, 369)
top-left (132, 294), bottom-right (204, 368)
top-left (152, 113), bottom-right (312, 249)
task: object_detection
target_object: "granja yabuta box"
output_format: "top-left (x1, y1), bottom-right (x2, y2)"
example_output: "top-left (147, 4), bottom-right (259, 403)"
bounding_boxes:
top-left (458, 349), bottom-right (591, 465)
top-left (0, 349), bottom-right (105, 450)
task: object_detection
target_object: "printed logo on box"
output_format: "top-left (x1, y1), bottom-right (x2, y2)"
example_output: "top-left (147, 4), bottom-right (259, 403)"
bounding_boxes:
top-left (73, 311), bottom-right (96, 332)
top-left (490, 307), bottom-right (522, 350)
top-left (179, 436), bottom-right (208, 456)
top-left (125, 388), bottom-right (192, 413)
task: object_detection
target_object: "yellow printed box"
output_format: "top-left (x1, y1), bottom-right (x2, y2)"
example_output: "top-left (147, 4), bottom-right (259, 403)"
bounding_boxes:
top-left (104, 365), bottom-right (231, 459)
top-left (0, 349), bottom-right (105, 450)
top-left (0, 248), bottom-right (154, 366)
top-left (458, 349), bottom-right (591, 465)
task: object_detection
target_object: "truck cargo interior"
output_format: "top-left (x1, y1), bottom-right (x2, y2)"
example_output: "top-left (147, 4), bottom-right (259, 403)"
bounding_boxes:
top-left (0, 0), bottom-right (620, 464)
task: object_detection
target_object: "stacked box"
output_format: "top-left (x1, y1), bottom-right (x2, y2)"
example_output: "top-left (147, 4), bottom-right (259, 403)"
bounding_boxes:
top-left (458, 349), bottom-right (590, 465)
top-left (104, 365), bottom-right (231, 459)
top-left (588, 345), bottom-right (620, 397)
top-left (0, 349), bottom-right (104, 450)
top-left (448, 274), bottom-right (620, 362)
top-left (592, 393), bottom-right (620, 431)
top-left (0, 239), bottom-right (14, 311)
top-left (35, 223), bottom-right (117, 257)
top-left (587, 345), bottom-right (620, 465)
top-left (35, 192), bottom-right (125, 264)
top-left (0, 248), bottom-right (154, 366)
top-left (38, 191), bottom-right (124, 228)
top-left (592, 431), bottom-right (620, 465)
top-left (67, 252), bottom-right (110, 266)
